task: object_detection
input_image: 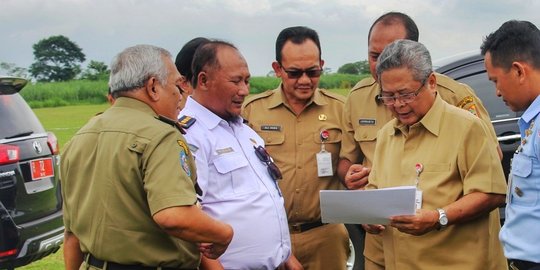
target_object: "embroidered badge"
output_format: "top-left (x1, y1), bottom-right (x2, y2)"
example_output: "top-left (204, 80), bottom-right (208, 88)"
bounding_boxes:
top-left (261, 125), bottom-right (281, 131)
top-left (179, 150), bottom-right (191, 177)
top-left (187, 143), bottom-right (199, 153)
top-left (359, 119), bottom-right (376, 125)
top-left (177, 140), bottom-right (190, 155)
top-left (457, 96), bottom-right (478, 116)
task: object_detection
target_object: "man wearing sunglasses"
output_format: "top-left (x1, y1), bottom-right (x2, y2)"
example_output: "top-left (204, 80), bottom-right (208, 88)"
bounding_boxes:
top-left (243, 26), bottom-right (349, 269)
top-left (337, 12), bottom-right (501, 270)
top-left (180, 40), bottom-right (292, 270)
top-left (365, 39), bottom-right (507, 270)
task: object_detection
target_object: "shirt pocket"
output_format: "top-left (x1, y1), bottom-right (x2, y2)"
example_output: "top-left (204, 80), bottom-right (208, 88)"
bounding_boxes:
top-left (511, 154), bottom-right (538, 206)
top-left (259, 131), bottom-right (285, 146)
top-left (353, 126), bottom-right (377, 143)
top-left (213, 152), bottom-right (257, 196)
top-left (313, 128), bottom-right (342, 155)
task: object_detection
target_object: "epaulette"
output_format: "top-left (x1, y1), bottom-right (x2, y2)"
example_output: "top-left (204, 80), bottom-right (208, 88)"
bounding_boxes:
top-left (319, 88), bottom-right (345, 103)
top-left (435, 73), bottom-right (459, 93)
top-left (157, 115), bottom-right (186, 134)
top-left (349, 77), bottom-right (376, 93)
top-left (243, 89), bottom-right (275, 107)
top-left (178, 115), bottom-right (196, 129)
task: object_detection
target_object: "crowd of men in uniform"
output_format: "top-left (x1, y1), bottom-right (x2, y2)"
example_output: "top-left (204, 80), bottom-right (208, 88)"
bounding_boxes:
top-left (60, 10), bottom-right (540, 270)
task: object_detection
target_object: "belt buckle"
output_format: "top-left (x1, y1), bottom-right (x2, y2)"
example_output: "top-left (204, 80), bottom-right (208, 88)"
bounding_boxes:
top-left (510, 261), bottom-right (520, 270)
top-left (290, 224), bottom-right (302, 233)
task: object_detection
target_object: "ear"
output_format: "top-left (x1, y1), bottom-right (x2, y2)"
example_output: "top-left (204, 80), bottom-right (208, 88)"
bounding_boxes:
top-left (272, 62), bottom-right (282, 78)
top-left (319, 59), bottom-right (325, 69)
top-left (512, 61), bottom-right (527, 83)
top-left (145, 77), bottom-right (160, 101)
top-left (427, 72), bottom-right (437, 91)
top-left (197, 72), bottom-right (209, 91)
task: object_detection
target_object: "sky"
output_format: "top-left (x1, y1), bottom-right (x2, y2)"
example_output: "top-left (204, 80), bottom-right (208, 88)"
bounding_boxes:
top-left (1, 0), bottom-right (540, 76)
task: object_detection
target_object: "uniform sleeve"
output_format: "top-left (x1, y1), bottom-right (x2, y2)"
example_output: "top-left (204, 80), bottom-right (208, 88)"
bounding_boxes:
top-left (339, 95), bottom-right (362, 163)
top-left (143, 130), bottom-right (198, 215)
top-left (458, 118), bottom-right (507, 195)
top-left (460, 84), bottom-right (499, 146)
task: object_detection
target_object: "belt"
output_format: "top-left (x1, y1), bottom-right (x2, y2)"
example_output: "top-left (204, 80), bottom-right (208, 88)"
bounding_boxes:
top-left (510, 259), bottom-right (540, 270)
top-left (85, 254), bottom-right (194, 270)
top-left (289, 220), bottom-right (326, 233)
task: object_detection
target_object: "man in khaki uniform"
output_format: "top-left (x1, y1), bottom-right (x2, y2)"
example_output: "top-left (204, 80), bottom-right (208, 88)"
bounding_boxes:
top-left (337, 12), bottom-right (501, 270)
top-left (61, 45), bottom-right (233, 270)
top-left (243, 26), bottom-right (349, 269)
top-left (366, 39), bottom-right (507, 270)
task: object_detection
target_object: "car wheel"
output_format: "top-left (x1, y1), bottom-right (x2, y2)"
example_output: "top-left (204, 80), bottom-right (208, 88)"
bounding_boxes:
top-left (346, 224), bottom-right (365, 270)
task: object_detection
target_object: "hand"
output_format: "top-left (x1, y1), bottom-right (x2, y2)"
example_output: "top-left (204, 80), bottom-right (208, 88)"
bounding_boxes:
top-left (199, 242), bottom-right (228, 260)
top-left (278, 254), bottom-right (304, 270)
top-left (362, 224), bottom-right (385, 234)
top-left (344, 164), bottom-right (370, 190)
top-left (389, 209), bottom-right (439, 236)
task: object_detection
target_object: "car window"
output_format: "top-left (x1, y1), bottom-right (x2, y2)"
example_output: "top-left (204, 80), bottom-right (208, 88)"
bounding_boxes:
top-left (0, 94), bottom-right (45, 139)
top-left (457, 72), bottom-right (518, 121)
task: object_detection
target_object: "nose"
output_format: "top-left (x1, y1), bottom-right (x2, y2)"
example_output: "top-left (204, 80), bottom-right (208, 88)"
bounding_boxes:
top-left (297, 72), bottom-right (311, 83)
top-left (392, 98), bottom-right (406, 107)
top-left (495, 88), bottom-right (502, 97)
top-left (238, 81), bottom-right (249, 96)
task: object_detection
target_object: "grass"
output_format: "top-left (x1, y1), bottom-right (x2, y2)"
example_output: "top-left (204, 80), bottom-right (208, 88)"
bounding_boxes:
top-left (21, 87), bottom-right (351, 269)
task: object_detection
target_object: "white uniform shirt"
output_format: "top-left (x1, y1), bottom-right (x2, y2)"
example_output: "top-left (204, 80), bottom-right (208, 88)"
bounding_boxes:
top-left (181, 97), bottom-right (291, 270)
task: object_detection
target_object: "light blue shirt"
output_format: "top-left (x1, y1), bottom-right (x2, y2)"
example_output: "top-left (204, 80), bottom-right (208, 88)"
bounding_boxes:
top-left (180, 97), bottom-right (291, 270)
top-left (500, 95), bottom-right (540, 263)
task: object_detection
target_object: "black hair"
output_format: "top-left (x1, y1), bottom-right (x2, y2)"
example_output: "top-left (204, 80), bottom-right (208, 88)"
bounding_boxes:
top-left (175, 37), bottom-right (211, 82)
top-left (191, 40), bottom-right (237, 87)
top-left (481, 20), bottom-right (540, 70)
top-left (275, 26), bottom-right (321, 64)
top-left (368, 12), bottom-right (419, 42)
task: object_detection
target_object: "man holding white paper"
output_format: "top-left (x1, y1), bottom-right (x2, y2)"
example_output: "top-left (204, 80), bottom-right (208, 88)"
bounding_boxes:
top-left (366, 39), bottom-right (507, 270)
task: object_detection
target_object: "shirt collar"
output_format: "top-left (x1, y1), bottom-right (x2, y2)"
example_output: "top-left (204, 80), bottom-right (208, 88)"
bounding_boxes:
top-left (113, 97), bottom-right (157, 117)
top-left (266, 83), bottom-right (327, 109)
top-left (521, 95), bottom-right (540, 124)
top-left (394, 93), bottom-right (443, 137)
top-left (184, 96), bottom-right (243, 130)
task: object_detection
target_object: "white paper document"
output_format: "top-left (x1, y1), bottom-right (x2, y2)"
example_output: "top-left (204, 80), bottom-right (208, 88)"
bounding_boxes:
top-left (320, 186), bottom-right (417, 225)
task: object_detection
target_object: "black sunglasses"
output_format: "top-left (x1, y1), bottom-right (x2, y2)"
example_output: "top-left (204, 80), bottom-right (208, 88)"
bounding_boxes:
top-left (254, 145), bottom-right (282, 181)
top-left (280, 65), bottom-right (323, 79)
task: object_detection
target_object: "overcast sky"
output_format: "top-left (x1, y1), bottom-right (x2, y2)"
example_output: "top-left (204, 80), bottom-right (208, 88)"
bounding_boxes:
top-left (1, 0), bottom-right (539, 76)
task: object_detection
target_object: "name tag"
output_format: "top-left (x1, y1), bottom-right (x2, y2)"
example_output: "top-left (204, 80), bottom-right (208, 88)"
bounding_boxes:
top-left (359, 119), bottom-right (376, 126)
top-left (261, 125), bottom-right (281, 131)
top-left (216, 147), bottom-right (234, 155)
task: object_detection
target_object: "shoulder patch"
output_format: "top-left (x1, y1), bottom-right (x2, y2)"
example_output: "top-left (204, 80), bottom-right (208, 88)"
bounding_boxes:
top-left (243, 89), bottom-right (275, 107)
top-left (457, 96), bottom-right (478, 116)
top-left (178, 115), bottom-right (196, 129)
top-left (319, 88), bottom-right (345, 102)
top-left (350, 77), bottom-right (376, 93)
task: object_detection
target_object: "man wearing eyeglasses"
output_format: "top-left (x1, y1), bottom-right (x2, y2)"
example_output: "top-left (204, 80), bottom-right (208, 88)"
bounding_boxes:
top-left (337, 12), bottom-right (501, 270)
top-left (242, 26), bottom-right (349, 269)
top-left (365, 39), bottom-right (507, 270)
top-left (179, 40), bottom-right (292, 270)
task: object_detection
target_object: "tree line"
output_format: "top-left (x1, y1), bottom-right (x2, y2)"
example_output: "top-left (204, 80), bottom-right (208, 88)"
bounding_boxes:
top-left (1, 35), bottom-right (369, 82)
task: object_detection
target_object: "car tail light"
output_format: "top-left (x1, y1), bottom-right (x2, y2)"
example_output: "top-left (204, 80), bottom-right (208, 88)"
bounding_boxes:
top-left (0, 248), bottom-right (17, 258)
top-left (0, 144), bottom-right (20, 165)
top-left (47, 132), bottom-right (59, 155)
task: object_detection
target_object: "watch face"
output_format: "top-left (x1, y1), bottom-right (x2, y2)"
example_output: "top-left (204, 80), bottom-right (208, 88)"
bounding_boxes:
top-left (440, 216), bottom-right (448, 226)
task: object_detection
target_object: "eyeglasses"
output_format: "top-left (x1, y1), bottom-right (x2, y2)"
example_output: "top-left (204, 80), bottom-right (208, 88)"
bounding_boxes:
top-left (280, 65), bottom-right (323, 79)
top-left (378, 79), bottom-right (427, 106)
top-left (254, 145), bottom-right (282, 181)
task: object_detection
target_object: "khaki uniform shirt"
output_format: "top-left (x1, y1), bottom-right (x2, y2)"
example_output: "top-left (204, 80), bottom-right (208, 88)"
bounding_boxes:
top-left (368, 95), bottom-right (507, 270)
top-left (243, 87), bottom-right (346, 223)
top-left (340, 73), bottom-right (498, 167)
top-left (61, 97), bottom-right (199, 268)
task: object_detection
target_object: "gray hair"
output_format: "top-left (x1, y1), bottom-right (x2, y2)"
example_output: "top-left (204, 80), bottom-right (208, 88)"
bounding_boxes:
top-left (109, 44), bottom-right (172, 95)
top-left (376, 39), bottom-right (432, 83)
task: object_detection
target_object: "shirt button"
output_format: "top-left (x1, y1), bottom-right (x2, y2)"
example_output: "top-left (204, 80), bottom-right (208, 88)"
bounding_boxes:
top-left (295, 189), bottom-right (300, 193)
top-left (297, 165), bottom-right (302, 169)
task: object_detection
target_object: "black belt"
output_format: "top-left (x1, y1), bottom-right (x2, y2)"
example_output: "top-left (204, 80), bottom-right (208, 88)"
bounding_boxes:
top-left (289, 220), bottom-right (326, 233)
top-left (510, 259), bottom-right (540, 270)
top-left (85, 254), bottom-right (195, 270)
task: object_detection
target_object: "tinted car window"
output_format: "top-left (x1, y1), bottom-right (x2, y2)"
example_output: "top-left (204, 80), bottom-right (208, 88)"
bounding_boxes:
top-left (0, 94), bottom-right (45, 139)
top-left (457, 72), bottom-right (518, 121)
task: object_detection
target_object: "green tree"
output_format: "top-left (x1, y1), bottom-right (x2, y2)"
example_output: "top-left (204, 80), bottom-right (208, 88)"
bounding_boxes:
top-left (81, 60), bottom-right (109, 80)
top-left (337, 60), bottom-right (370, 75)
top-left (29, 35), bottom-right (86, 82)
top-left (0, 62), bottom-right (28, 77)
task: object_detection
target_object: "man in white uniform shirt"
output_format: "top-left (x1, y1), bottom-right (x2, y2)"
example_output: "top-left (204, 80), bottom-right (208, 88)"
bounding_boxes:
top-left (179, 40), bottom-right (293, 270)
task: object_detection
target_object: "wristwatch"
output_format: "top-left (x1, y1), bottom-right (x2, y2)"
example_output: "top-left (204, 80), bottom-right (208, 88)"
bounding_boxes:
top-left (437, 208), bottom-right (448, 230)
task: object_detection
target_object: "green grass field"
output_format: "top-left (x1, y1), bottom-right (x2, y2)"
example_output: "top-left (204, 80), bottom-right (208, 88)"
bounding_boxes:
top-left (22, 88), bottom-right (351, 269)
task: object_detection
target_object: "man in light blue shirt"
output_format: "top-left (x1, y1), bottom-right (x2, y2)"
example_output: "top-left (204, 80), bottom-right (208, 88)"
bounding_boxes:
top-left (482, 20), bottom-right (540, 270)
top-left (180, 40), bottom-right (292, 270)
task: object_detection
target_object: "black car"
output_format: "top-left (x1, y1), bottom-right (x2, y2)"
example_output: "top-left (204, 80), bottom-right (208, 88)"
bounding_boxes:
top-left (0, 77), bottom-right (64, 269)
top-left (435, 51), bottom-right (522, 180)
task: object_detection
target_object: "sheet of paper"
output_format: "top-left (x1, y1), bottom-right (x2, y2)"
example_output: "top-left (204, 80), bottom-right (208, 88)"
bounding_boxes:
top-left (320, 186), bottom-right (416, 225)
